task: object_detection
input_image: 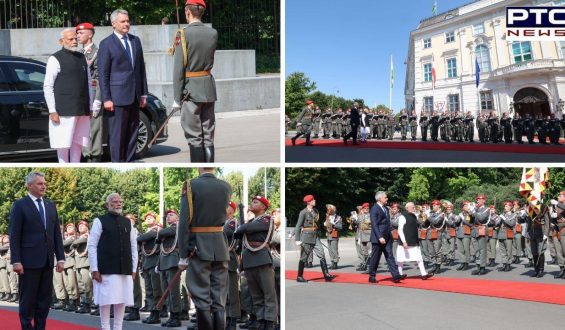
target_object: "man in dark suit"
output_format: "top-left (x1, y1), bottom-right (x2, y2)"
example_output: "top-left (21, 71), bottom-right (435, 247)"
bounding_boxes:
top-left (343, 102), bottom-right (361, 145)
top-left (9, 171), bottom-right (65, 329)
top-left (178, 168), bottom-right (232, 329)
top-left (98, 9), bottom-right (148, 163)
top-left (367, 191), bottom-right (402, 284)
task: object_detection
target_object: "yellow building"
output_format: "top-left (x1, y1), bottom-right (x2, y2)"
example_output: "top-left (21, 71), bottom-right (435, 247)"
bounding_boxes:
top-left (405, 0), bottom-right (565, 117)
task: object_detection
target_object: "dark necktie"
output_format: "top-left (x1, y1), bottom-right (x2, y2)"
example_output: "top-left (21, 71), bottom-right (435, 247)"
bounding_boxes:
top-left (36, 198), bottom-right (46, 229)
top-left (122, 35), bottom-right (133, 66)
top-left (382, 206), bottom-right (388, 219)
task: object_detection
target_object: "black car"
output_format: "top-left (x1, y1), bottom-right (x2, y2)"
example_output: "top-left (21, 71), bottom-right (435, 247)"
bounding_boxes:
top-left (0, 55), bottom-right (168, 161)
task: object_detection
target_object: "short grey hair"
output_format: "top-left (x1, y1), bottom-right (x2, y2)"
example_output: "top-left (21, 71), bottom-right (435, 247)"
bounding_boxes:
top-left (106, 192), bottom-right (121, 204)
top-left (405, 202), bottom-right (414, 209)
top-left (110, 9), bottom-right (129, 23)
top-left (59, 27), bottom-right (75, 39)
top-left (374, 191), bottom-right (387, 201)
top-left (25, 171), bottom-right (45, 185)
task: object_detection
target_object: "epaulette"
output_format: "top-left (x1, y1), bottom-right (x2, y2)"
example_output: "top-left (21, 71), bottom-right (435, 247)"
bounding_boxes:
top-left (168, 28), bottom-right (188, 68)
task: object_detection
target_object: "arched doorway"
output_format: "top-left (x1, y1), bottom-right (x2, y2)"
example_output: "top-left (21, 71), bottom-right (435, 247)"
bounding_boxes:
top-left (513, 87), bottom-right (551, 118)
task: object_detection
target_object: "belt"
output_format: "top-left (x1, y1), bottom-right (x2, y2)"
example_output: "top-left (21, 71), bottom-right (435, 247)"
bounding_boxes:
top-left (191, 226), bottom-right (223, 233)
top-left (185, 70), bottom-right (211, 78)
top-left (302, 227), bottom-right (316, 231)
top-left (247, 241), bottom-right (269, 248)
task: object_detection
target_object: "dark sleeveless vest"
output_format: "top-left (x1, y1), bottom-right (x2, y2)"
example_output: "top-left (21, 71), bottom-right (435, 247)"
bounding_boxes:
top-left (402, 212), bottom-right (420, 247)
top-left (97, 213), bottom-right (132, 275)
top-left (52, 48), bottom-right (90, 116)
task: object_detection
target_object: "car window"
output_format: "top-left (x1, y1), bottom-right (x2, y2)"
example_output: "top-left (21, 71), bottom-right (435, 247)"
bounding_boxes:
top-left (7, 61), bottom-right (45, 91)
top-left (0, 66), bottom-right (12, 92)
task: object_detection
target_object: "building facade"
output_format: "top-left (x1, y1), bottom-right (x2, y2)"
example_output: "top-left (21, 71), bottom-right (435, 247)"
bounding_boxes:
top-left (405, 0), bottom-right (565, 118)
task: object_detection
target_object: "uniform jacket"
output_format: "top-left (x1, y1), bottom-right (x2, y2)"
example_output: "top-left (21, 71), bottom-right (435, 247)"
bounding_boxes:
top-left (294, 207), bottom-right (319, 245)
top-left (157, 224), bottom-right (179, 271)
top-left (223, 218), bottom-right (240, 272)
top-left (236, 214), bottom-right (273, 270)
top-left (137, 229), bottom-right (160, 270)
top-left (72, 234), bottom-right (89, 268)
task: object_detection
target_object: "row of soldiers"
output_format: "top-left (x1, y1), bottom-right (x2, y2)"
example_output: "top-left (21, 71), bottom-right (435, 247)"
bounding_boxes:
top-left (3, 203), bottom-right (282, 329)
top-left (341, 193), bottom-right (565, 278)
top-left (289, 100), bottom-right (565, 145)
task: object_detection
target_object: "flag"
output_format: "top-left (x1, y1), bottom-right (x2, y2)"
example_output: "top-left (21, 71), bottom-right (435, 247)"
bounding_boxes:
top-left (520, 167), bottom-right (549, 216)
top-left (432, 1), bottom-right (438, 15)
top-left (475, 58), bottom-right (481, 88)
top-left (390, 55), bottom-right (394, 89)
top-left (431, 59), bottom-right (436, 90)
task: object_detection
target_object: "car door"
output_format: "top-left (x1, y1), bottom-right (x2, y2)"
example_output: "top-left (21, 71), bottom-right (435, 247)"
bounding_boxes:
top-left (6, 60), bottom-right (50, 152)
top-left (0, 63), bottom-right (27, 155)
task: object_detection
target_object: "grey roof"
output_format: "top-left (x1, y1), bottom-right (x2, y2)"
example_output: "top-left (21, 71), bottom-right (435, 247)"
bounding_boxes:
top-left (417, 0), bottom-right (483, 29)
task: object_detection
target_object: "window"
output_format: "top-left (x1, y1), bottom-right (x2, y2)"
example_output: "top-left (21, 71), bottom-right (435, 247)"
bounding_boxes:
top-left (480, 91), bottom-right (494, 110)
top-left (475, 45), bottom-right (491, 73)
top-left (448, 94), bottom-right (460, 112)
top-left (446, 58), bottom-right (458, 78)
top-left (0, 67), bottom-right (12, 92)
top-left (6, 62), bottom-right (45, 91)
top-left (512, 41), bottom-right (532, 63)
top-left (423, 38), bottom-right (432, 49)
top-left (423, 63), bottom-right (432, 82)
top-left (473, 23), bottom-right (485, 35)
top-left (445, 31), bottom-right (455, 43)
top-left (424, 97), bottom-right (434, 112)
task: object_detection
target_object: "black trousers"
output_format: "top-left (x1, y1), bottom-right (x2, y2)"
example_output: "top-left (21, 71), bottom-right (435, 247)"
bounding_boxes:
top-left (344, 124), bottom-right (359, 144)
top-left (368, 239), bottom-right (400, 279)
top-left (19, 262), bottom-right (53, 330)
top-left (106, 103), bottom-right (139, 163)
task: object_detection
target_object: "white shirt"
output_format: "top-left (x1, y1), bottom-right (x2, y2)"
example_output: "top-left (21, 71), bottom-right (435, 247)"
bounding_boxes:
top-left (87, 217), bottom-right (138, 273)
top-left (114, 31), bottom-right (134, 66)
top-left (43, 54), bottom-right (93, 114)
top-left (397, 214), bottom-right (407, 244)
top-left (28, 193), bottom-right (46, 222)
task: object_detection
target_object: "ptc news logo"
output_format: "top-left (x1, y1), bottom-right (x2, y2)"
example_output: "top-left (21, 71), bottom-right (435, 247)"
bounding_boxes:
top-left (506, 6), bottom-right (565, 40)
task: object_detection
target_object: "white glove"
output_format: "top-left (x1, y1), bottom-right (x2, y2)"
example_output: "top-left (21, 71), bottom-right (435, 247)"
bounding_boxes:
top-left (92, 99), bottom-right (101, 118)
top-left (295, 241), bottom-right (302, 246)
top-left (551, 212), bottom-right (557, 218)
top-left (551, 199), bottom-right (558, 206)
top-left (171, 101), bottom-right (181, 110)
top-left (519, 210), bottom-right (526, 217)
top-left (296, 122), bottom-right (302, 126)
top-left (178, 258), bottom-right (189, 269)
top-left (543, 235), bottom-right (548, 241)
top-left (154, 266), bottom-right (160, 274)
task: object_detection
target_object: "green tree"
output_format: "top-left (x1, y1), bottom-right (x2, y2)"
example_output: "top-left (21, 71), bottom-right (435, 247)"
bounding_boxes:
top-left (249, 168), bottom-right (280, 210)
top-left (285, 72), bottom-right (316, 118)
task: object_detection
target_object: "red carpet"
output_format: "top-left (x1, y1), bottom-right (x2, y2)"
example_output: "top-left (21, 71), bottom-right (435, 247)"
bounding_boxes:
top-left (286, 270), bottom-right (565, 306)
top-left (0, 308), bottom-right (96, 330)
top-left (285, 138), bottom-right (565, 154)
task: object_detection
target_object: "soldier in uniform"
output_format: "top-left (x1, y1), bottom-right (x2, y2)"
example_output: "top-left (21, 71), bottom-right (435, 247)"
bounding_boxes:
top-left (76, 22), bottom-right (103, 162)
top-left (486, 205), bottom-right (499, 267)
top-left (455, 202), bottom-right (473, 270)
top-left (294, 195), bottom-right (335, 282)
top-left (512, 113), bottom-right (524, 144)
top-left (377, 111), bottom-right (386, 139)
top-left (72, 221), bottom-right (92, 314)
top-left (331, 109), bottom-right (341, 139)
top-left (529, 203), bottom-right (550, 278)
top-left (523, 113), bottom-right (536, 144)
top-left (549, 114), bottom-right (561, 145)
top-left (389, 203), bottom-right (401, 259)
top-left (124, 214), bottom-right (142, 321)
top-left (511, 202), bottom-right (525, 265)
top-left (172, 0), bottom-right (219, 162)
top-left (284, 115), bottom-right (290, 136)
top-left (312, 106), bottom-right (322, 138)
top-left (138, 212), bottom-right (164, 324)
top-left (464, 111), bottom-right (475, 142)
top-left (234, 196), bottom-right (277, 330)
top-left (443, 203), bottom-right (458, 266)
top-left (354, 203), bottom-right (372, 273)
top-left (291, 100), bottom-right (315, 146)
top-left (409, 111), bottom-right (418, 141)
top-left (53, 226), bottom-right (68, 310)
top-left (0, 236), bottom-right (11, 301)
top-left (62, 223), bottom-right (79, 312)
top-left (426, 201), bottom-right (445, 274)
top-left (178, 168), bottom-right (232, 329)
top-left (496, 202), bottom-right (516, 272)
top-left (535, 114), bottom-right (545, 144)
top-left (224, 201), bottom-right (240, 330)
top-left (419, 111), bottom-right (429, 142)
top-left (550, 192), bottom-right (565, 278)
top-left (430, 111), bottom-right (440, 142)
top-left (500, 112), bottom-right (513, 143)
top-left (156, 210), bottom-right (182, 327)
top-left (399, 111), bottom-right (408, 141)
top-left (477, 113), bottom-right (486, 143)
top-left (470, 194), bottom-right (490, 275)
top-left (270, 209), bottom-right (281, 329)
top-left (324, 204), bottom-right (342, 270)
top-left (321, 108), bottom-right (333, 139)
top-left (386, 114), bottom-right (396, 140)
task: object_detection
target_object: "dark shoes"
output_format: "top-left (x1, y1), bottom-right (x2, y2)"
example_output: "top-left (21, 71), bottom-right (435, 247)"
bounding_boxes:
top-left (421, 273), bottom-right (434, 280)
top-left (123, 307), bottom-right (140, 321)
top-left (143, 310), bottom-right (161, 324)
top-left (456, 263), bottom-right (468, 271)
top-left (471, 266), bottom-right (486, 275)
top-left (400, 274), bottom-right (408, 280)
top-left (368, 276), bottom-right (378, 283)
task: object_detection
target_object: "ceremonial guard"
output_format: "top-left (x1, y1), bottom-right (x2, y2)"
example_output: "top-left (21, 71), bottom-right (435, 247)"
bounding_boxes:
top-left (419, 111), bottom-right (429, 141)
top-left (455, 202), bottom-right (473, 270)
top-left (73, 221), bottom-right (92, 313)
top-left (137, 212), bottom-right (164, 324)
top-left (294, 195), bottom-right (335, 282)
top-left (386, 113), bottom-right (396, 140)
top-left (426, 201), bottom-right (445, 274)
top-left (312, 106), bottom-right (322, 138)
top-left (377, 111), bottom-right (386, 139)
top-left (442, 203), bottom-right (458, 266)
top-left (528, 204), bottom-right (550, 278)
top-left (172, 0), bottom-right (219, 162)
top-left (271, 208), bottom-right (281, 328)
top-left (124, 214), bottom-right (142, 321)
top-left (464, 111), bottom-right (475, 142)
top-left (470, 194), bottom-right (490, 275)
top-left (156, 210), bottom-right (182, 327)
top-left (324, 204), bottom-right (342, 269)
top-left (497, 202), bottom-right (516, 271)
top-left (234, 196), bottom-right (277, 330)
top-left (551, 192), bottom-right (565, 278)
top-left (486, 205), bottom-right (498, 267)
top-left (523, 113), bottom-right (536, 144)
top-left (53, 227), bottom-right (69, 310)
top-left (291, 100), bottom-right (315, 146)
top-left (178, 168), bottom-right (232, 329)
top-left (355, 203), bottom-right (372, 273)
top-left (512, 113), bottom-right (524, 144)
top-left (549, 115), bottom-right (561, 145)
top-left (512, 202), bottom-right (525, 265)
top-left (430, 111), bottom-right (440, 141)
top-left (389, 203), bottom-right (401, 258)
top-left (399, 111), bottom-right (408, 140)
top-left (535, 114), bottom-right (545, 144)
top-left (322, 108), bottom-right (333, 139)
top-left (62, 223), bottom-right (79, 312)
top-left (500, 112), bottom-right (513, 143)
top-left (515, 201), bottom-right (533, 267)
top-left (0, 236), bottom-right (14, 302)
top-left (224, 201), bottom-right (240, 329)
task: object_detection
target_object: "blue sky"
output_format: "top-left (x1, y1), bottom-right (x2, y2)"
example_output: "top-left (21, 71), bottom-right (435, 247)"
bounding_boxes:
top-left (286, 0), bottom-right (472, 110)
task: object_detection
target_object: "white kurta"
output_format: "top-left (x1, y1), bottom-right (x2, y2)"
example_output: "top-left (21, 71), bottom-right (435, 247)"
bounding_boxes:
top-left (43, 55), bottom-right (92, 149)
top-left (396, 214), bottom-right (424, 262)
top-left (87, 217), bottom-right (138, 306)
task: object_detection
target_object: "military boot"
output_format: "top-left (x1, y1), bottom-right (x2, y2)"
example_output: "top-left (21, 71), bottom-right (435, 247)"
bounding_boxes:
top-left (487, 258), bottom-right (495, 267)
top-left (163, 312), bottom-right (181, 327)
top-left (0, 293), bottom-right (6, 301)
top-left (54, 299), bottom-right (67, 310)
top-left (160, 305), bottom-right (169, 318)
top-left (64, 299), bottom-right (78, 312)
top-left (537, 255), bottom-right (545, 277)
top-left (123, 307), bottom-right (140, 321)
top-left (76, 295), bottom-right (91, 314)
top-left (320, 259), bottom-right (336, 281)
top-left (212, 310), bottom-right (225, 330)
top-left (471, 265), bottom-right (482, 275)
top-left (226, 317), bottom-right (238, 330)
top-left (180, 309), bottom-right (190, 320)
top-left (296, 261), bottom-right (307, 283)
top-left (143, 310), bottom-right (161, 324)
top-left (189, 145), bottom-right (205, 162)
top-left (140, 300), bottom-right (149, 312)
top-left (264, 320), bottom-right (276, 330)
top-left (556, 267), bottom-right (565, 279)
top-left (456, 262), bottom-right (467, 271)
top-left (305, 133), bottom-right (313, 146)
top-left (196, 309), bottom-right (213, 330)
top-left (240, 314), bottom-right (256, 329)
top-left (204, 146), bottom-right (214, 162)
top-left (8, 293), bottom-right (18, 302)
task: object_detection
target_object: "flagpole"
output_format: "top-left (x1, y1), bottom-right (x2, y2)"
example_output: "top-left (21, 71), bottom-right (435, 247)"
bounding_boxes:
top-left (390, 54), bottom-right (393, 112)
